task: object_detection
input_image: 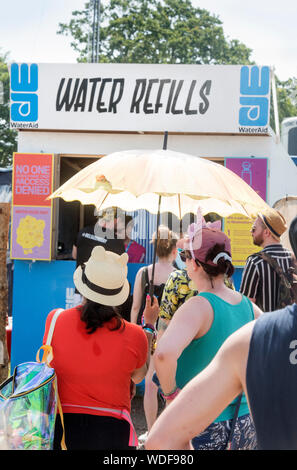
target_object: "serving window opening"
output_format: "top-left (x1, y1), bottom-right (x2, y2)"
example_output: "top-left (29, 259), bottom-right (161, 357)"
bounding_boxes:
top-left (54, 154), bottom-right (224, 263)
top-left (56, 154), bottom-right (101, 260)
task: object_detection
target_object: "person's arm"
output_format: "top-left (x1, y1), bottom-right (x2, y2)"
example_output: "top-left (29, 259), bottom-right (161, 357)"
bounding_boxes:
top-left (252, 302), bottom-right (263, 319)
top-left (131, 295), bottom-right (160, 383)
top-left (146, 321), bottom-right (254, 450)
top-left (154, 296), bottom-right (211, 398)
top-left (130, 268), bottom-right (145, 324)
top-left (72, 244), bottom-right (77, 260)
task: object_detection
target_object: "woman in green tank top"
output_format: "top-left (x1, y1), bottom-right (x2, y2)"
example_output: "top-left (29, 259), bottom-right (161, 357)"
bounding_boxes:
top-left (153, 225), bottom-right (262, 450)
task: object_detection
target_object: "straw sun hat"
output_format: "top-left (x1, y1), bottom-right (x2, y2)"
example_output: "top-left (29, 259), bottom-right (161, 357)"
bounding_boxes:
top-left (258, 208), bottom-right (287, 241)
top-left (73, 246), bottom-right (130, 306)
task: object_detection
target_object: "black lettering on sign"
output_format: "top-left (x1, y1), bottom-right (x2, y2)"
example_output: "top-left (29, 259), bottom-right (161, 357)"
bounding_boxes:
top-left (55, 75), bottom-right (212, 117)
top-left (109, 79), bottom-right (125, 113)
top-left (185, 80), bottom-right (198, 115)
top-left (96, 78), bottom-right (112, 113)
top-left (74, 78), bottom-right (88, 112)
top-left (88, 78), bottom-right (101, 112)
top-left (171, 80), bottom-right (184, 115)
top-left (155, 79), bottom-right (171, 113)
top-left (166, 80), bottom-right (176, 114)
top-left (56, 78), bottom-right (80, 111)
top-left (130, 79), bottom-right (147, 113)
top-left (199, 80), bottom-right (212, 114)
top-left (143, 79), bottom-right (159, 114)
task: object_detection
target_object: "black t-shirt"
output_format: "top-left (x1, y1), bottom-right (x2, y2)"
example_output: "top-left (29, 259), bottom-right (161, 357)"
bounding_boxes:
top-left (246, 303), bottom-right (297, 449)
top-left (74, 224), bottom-right (125, 268)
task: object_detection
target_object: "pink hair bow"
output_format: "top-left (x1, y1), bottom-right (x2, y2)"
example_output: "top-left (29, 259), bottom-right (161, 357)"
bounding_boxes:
top-left (187, 208), bottom-right (221, 259)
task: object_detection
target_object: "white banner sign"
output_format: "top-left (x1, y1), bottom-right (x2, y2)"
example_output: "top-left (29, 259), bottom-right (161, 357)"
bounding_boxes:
top-left (10, 63), bottom-right (271, 134)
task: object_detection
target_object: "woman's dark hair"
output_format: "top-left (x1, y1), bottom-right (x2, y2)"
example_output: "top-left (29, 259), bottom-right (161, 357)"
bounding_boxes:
top-left (200, 243), bottom-right (234, 278)
top-left (80, 299), bottom-right (125, 334)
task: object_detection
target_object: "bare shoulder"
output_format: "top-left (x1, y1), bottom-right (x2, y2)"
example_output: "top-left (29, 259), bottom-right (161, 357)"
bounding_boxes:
top-left (176, 294), bottom-right (213, 316)
top-left (170, 294), bottom-right (213, 330)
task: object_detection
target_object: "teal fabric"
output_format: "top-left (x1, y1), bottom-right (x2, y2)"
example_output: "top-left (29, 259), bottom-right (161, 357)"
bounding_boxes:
top-left (176, 292), bottom-right (254, 422)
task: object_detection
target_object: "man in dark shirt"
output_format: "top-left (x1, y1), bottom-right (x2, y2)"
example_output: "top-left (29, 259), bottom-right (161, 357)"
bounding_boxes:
top-left (72, 208), bottom-right (125, 268)
top-left (72, 208), bottom-right (135, 319)
top-left (240, 208), bottom-right (294, 311)
top-left (146, 216), bottom-right (297, 451)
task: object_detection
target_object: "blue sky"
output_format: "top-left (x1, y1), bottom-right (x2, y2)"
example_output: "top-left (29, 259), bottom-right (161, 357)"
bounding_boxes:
top-left (0, 0), bottom-right (296, 81)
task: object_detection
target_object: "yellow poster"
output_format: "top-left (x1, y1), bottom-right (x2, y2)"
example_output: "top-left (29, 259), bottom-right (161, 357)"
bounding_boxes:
top-left (224, 215), bottom-right (257, 266)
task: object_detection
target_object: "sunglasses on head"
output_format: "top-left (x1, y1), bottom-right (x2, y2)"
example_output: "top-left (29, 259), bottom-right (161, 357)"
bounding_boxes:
top-left (179, 249), bottom-right (200, 266)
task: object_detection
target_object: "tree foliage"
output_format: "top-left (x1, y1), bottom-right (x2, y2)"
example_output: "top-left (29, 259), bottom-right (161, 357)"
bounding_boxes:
top-left (0, 52), bottom-right (17, 168)
top-left (58, 0), bottom-right (253, 65)
top-left (270, 77), bottom-right (297, 132)
top-left (58, 0), bottom-right (297, 130)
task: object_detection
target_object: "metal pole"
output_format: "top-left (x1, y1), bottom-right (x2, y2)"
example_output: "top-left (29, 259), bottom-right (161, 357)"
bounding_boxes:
top-left (91, 0), bottom-right (96, 63)
top-left (96, 0), bottom-right (101, 62)
top-left (149, 132), bottom-right (168, 300)
top-left (271, 68), bottom-right (280, 143)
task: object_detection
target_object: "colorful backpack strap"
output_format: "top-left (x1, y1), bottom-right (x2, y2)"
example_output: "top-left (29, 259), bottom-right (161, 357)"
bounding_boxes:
top-left (36, 308), bottom-right (66, 450)
top-left (36, 308), bottom-right (64, 365)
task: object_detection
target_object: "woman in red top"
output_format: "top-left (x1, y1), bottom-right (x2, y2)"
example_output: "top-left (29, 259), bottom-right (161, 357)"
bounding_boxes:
top-left (43, 246), bottom-right (159, 450)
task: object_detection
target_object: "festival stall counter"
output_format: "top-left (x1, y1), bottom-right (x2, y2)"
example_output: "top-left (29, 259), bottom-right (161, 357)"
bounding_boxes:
top-left (9, 63), bottom-right (297, 369)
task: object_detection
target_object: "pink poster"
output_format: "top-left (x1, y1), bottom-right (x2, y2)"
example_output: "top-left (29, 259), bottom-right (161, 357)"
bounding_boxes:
top-left (225, 157), bottom-right (267, 201)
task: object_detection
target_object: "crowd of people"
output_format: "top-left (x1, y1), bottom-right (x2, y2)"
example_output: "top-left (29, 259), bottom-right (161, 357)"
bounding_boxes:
top-left (42, 206), bottom-right (297, 450)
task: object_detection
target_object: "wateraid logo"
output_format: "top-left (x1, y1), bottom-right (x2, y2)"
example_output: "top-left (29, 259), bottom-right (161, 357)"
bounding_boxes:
top-left (10, 63), bottom-right (38, 122)
top-left (239, 66), bottom-right (269, 127)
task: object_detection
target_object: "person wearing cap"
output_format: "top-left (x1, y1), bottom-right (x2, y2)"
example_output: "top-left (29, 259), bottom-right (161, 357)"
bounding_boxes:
top-left (42, 246), bottom-right (159, 450)
top-left (150, 223), bottom-right (262, 450)
top-left (146, 216), bottom-right (297, 451)
top-left (72, 207), bottom-right (125, 270)
top-left (240, 208), bottom-right (294, 312)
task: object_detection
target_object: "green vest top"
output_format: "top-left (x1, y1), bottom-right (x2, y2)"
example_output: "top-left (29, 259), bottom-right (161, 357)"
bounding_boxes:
top-left (176, 292), bottom-right (254, 422)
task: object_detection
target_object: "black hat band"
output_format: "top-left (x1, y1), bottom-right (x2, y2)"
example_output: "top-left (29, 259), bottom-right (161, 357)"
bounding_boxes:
top-left (262, 215), bottom-right (280, 238)
top-left (81, 264), bottom-right (124, 296)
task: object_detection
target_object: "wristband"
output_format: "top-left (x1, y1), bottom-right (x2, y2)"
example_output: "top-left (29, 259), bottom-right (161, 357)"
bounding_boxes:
top-left (161, 386), bottom-right (181, 401)
top-left (142, 323), bottom-right (155, 331)
top-left (143, 327), bottom-right (154, 334)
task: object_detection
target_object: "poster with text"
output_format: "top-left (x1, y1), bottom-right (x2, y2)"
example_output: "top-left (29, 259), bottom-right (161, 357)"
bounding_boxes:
top-left (11, 153), bottom-right (54, 260)
top-left (12, 153), bottom-right (53, 206)
top-left (224, 158), bottom-right (268, 266)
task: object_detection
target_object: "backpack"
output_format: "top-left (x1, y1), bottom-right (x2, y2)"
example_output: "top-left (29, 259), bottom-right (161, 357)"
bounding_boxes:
top-left (258, 253), bottom-right (297, 309)
top-left (136, 267), bottom-right (166, 325)
top-left (0, 308), bottom-right (65, 450)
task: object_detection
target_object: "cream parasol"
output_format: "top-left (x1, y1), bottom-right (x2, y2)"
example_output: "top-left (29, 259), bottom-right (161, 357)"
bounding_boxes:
top-left (50, 144), bottom-right (272, 296)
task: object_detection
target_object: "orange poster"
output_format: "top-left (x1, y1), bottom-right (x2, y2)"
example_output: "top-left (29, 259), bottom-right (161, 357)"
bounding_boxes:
top-left (12, 153), bottom-right (53, 207)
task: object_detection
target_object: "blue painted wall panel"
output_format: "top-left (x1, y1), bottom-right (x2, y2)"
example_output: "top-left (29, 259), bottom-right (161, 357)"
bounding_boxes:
top-left (11, 260), bottom-right (243, 371)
